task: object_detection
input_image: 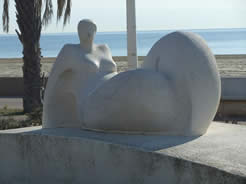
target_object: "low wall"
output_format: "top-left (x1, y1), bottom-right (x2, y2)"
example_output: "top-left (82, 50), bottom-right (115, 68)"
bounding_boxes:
top-left (1, 77), bottom-right (245, 120)
top-left (216, 78), bottom-right (246, 121)
top-left (0, 78), bottom-right (23, 97)
top-left (221, 78), bottom-right (246, 100)
top-left (0, 123), bottom-right (245, 184)
top-left (1, 56), bottom-right (246, 119)
top-left (1, 77), bottom-right (246, 99)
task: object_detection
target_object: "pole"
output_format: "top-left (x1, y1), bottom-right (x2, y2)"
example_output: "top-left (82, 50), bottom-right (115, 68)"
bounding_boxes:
top-left (126, 0), bottom-right (138, 70)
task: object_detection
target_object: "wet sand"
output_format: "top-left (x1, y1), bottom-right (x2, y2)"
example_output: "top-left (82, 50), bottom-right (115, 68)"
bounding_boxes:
top-left (0, 55), bottom-right (246, 77)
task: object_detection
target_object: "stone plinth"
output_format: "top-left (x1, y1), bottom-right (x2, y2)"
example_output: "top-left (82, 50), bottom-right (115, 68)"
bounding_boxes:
top-left (0, 122), bottom-right (246, 184)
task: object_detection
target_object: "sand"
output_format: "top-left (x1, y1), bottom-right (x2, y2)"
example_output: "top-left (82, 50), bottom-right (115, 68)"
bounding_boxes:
top-left (0, 55), bottom-right (245, 77)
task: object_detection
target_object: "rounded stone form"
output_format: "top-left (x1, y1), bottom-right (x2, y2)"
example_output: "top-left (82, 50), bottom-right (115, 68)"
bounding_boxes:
top-left (142, 31), bottom-right (221, 135)
top-left (83, 31), bottom-right (221, 136)
top-left (43, 29), bottom-right (221, 136)
top-left (83, 69), bottom-right (176, 133)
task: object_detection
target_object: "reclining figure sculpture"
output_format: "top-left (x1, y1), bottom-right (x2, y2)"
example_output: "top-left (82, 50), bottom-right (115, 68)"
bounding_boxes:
top-left (43, 19), bottom-right (221, 136)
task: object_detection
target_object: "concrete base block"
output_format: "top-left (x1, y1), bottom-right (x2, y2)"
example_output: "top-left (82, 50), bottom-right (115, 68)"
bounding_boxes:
top-left (0, 123), bottom-right (246, 184)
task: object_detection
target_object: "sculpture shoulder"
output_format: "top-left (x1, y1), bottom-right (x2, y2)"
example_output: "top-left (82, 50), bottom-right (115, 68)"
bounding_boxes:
top-left (97, 44), bottom-right (111, 54)
top-left (60, 44), bottom-right (79, 52)
top-left (56, 44), bottom-right (80, 61)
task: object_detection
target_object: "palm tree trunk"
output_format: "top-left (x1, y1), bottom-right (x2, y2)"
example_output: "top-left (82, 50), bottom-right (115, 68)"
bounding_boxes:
top-left (15, 0), bottom-right (42, 113)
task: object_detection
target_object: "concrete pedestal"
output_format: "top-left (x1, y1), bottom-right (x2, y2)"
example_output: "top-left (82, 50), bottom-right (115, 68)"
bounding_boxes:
top-left (0, 122), bottom-right (246, 184)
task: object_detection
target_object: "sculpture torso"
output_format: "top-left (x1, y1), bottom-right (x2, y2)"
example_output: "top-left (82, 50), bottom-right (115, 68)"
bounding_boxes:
top-left (43, 35), bottom-right (117, 129)
top-left (65, 44), bottom-right (116, 73)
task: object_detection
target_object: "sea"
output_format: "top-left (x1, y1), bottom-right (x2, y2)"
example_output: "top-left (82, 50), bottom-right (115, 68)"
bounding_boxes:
top-left (0, 28), bottom-right (246, 58)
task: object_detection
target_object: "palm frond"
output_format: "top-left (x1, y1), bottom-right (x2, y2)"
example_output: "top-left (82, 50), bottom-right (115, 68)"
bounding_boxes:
top-left (2, 0), bottom-right (71, 32)
top-left (56, 0), bottom-right (66, 21)
top-left (63, 0), bottom-right (71, 25)
top-left (36, 0), bottom-right (42, 15)
top-left (42, 0), bottom-right (53, 26)
top-left (2, 0), bottom-right (9, 32)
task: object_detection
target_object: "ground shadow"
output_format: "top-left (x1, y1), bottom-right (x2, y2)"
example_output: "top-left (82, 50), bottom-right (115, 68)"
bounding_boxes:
top-left (27, 128), bottom-right (200, 152)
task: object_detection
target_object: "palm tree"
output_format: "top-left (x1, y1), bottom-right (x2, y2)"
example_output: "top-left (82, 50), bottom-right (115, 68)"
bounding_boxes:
top-left (2, 0), bottom-right (71, 113)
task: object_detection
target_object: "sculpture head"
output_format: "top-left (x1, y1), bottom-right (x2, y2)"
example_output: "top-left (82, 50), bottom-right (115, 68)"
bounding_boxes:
top-left (77, 19), bottom-right (97, 44)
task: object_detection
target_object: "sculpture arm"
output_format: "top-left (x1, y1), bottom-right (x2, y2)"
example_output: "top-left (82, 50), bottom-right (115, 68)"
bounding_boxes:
top-left (97, 44), bottom-right (117, 73)
top-left (97, 44), bottom-right (113, 58)
top-left (45, 44), bottom-right (73, 94)
top-left (49, 44), bottom-right (71, 76)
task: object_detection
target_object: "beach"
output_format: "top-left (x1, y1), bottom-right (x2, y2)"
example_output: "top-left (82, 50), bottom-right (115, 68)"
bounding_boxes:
top-left (0, 55), bottom-right (245, 77)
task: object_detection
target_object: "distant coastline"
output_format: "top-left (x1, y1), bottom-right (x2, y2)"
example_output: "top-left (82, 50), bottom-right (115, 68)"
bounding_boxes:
top-left (0, 28), bottom-right (246, 58)
top-left (1, 27), bottom-right (246, 36)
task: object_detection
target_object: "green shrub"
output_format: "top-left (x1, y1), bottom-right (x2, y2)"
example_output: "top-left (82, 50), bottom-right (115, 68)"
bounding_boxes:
top-left (26, 106), bottom-right (43, 126)
top-left (0, 105), bottom-right (43, 130)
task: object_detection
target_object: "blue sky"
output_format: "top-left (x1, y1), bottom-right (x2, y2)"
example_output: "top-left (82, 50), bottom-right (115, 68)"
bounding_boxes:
top-left (1, 0), bottom-right (246, 34)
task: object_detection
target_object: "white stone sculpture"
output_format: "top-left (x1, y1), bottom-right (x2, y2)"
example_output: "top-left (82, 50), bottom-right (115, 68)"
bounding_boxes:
top-left (42, 19), bottom-right (117, 128)
top-left (43, 20), bottom-right (221, 136)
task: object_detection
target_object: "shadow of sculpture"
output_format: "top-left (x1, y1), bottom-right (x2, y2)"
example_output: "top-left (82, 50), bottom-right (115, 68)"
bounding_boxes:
top-left (26, 127), bottom-right (200, 151)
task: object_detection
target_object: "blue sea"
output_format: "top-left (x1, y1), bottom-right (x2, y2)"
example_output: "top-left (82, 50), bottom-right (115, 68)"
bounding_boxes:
top-left (0, 28), bottom-right (246, 58)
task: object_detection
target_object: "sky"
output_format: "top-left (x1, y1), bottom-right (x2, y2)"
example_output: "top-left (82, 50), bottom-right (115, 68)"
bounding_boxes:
top-left (0, 0), bottom-right (246, 34)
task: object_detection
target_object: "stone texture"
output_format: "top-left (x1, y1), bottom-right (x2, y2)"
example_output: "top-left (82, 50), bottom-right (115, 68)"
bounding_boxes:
top-left (42, 20), bottom-right (117, 129)
top-left (43, 22), bottom-right (220, 136)
top-left (83, 69), bottom-right (175, 133)
top-left (0, 123), bottom-right (246, 184)
top-left (141, 31), bottom-right (221, 135)
top-left (83, 31), bottom-right (221, 136)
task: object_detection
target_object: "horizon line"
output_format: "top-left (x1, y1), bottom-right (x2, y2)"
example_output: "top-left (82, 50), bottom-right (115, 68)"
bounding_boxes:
top-left (1, 27), bottom-right (246, 36)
